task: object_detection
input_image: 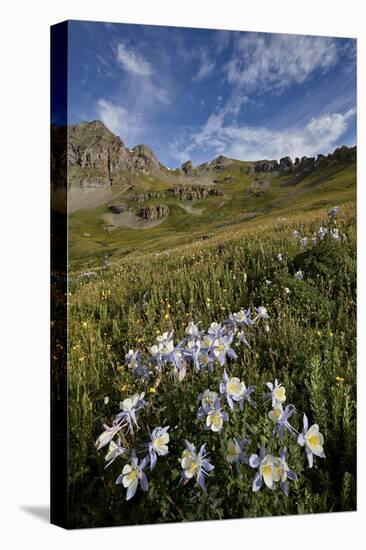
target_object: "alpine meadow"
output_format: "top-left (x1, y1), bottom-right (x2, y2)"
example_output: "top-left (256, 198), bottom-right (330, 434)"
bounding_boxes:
top-left (51, 21), bottom-right (357, 529)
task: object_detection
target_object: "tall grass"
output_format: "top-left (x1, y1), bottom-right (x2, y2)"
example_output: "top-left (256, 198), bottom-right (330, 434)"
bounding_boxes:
top-left (66, 204), bottom-right (356, 527)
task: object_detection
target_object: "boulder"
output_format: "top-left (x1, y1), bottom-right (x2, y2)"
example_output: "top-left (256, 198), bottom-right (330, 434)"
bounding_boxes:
top-left (108, 204), bottom-right (126, 214)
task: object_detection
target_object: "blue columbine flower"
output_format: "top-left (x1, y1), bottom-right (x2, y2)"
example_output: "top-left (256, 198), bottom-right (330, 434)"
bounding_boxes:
top-left (204, 397), bottom-right (229, 433)
top-left (226, 436), bottom-right (248, 475)
top-left (297, 413), bottom-right (326, 468)
top-left (249, 446), bottom-right (297, 495)
top-left (230, 308), bottom-right (254, 328)
top-left (318, 226), bottom-right (329, 240)
top-left (104, 436), bottom-right (127, 468)
top-left (249, 445), bottom-right (275, 491)
top-left (235, 330), bottom-right (251, 348)
top-left (183, 338), bottom-right (202, 371)
top-left (254, 306), bottom-right (269, 322)
top-left (331, 228), bottom-right (341, 241)
top-left (278, 447), bottom-right (298, 496)
top-left (212, 334), bottom-right (237, 366)
top-left (115, 393), bottom-right (146, 435)
top-left (197, 389), bottom-right (219, 419)
top-left (328, 206), bottom-right (340, 219)
top-left (300, 237), bottom-right (308, 248)
top-left (95, 421), bottom-right (127, 451)
top-left (220, 369), bottom-right (256, 410)
top-left (148, 426), bottom-right (170, 470)
top-left (271, 404), bottom-right (297, 439)
top-left (149, 331), bottom-right (175, 371)
top-left (125, 349), bottom-right (149, 379)
top-left (294, 270), bottom-right (304, 280)
top-left (264, 379), bottom-right (286, 407)
top-left (179, 440), bottom-right (215, 491)
top-left (116, 451), bottom-right (149, 501)
top-left (207, 321), bottom-right (225, 339)
top-left (185, 321), bottom-right (202, 338)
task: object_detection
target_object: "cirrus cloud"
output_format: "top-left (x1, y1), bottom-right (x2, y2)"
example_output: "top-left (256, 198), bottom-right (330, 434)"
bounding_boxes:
top-left (225, 33), bottom-right (338, 94)
top-left (116, 42), bottom-right (154, 76)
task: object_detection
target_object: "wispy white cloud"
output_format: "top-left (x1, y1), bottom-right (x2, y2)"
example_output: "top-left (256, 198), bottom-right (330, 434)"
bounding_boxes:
top-left (225, 33), bottom-right (338, 94)
top-left (95, 41), bottom-right (171, 145)
top-left (170, 108), bottom-right (356, 164)
top-left (194, 48), bottom-right (216, 81)
top-left (116, 42), bottom-right (153, 76)
top-left (96, 98), bottom-right (143, 144)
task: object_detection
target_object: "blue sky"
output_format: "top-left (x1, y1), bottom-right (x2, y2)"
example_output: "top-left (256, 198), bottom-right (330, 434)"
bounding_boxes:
top-left (66, 20), bottom-right (356, 168)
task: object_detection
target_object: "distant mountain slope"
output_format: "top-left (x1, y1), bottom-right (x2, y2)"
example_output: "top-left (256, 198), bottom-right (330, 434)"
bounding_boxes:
top-left (53, 119), bottom-right (356, 191)
top-left (55, 120), bottom-right (356, 270)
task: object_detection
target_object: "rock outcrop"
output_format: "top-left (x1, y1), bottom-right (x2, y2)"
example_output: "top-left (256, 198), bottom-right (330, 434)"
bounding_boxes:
top-left (253, 146), bottom-right (356, 177)
top-left (254, 160), bottom-right (279, 173)
top-left (138, 204), bottom-right (170, 220)
top-left (125, 192), bottom-right (163, 202)
top-left (108, 204), bottom-right (126, 214)
top-left (130, 144), bottom-right (161, 172)
top-left (279, 156), bottom-right (293, 172)
top-left (181, 160), bottom-right (194, 175)
top-left (169, 185), bottom-right (224, 200)
top-left (63, 120), bottom-right (163, 188)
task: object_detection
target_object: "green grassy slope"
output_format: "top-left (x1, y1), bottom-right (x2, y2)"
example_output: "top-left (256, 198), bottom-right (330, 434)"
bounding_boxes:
top-left (65, 205), bottom-right (356, 527)
top-left (68, 158), bottom-right (356, 271)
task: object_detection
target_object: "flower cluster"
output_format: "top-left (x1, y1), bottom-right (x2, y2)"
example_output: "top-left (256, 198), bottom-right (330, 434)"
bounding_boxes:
top-left (292, 206), bottom-right (347, 251)
top-left (95, 313), bottom-right (326, 501)
top-left (126, 307), bottom-right (266, 382)
top-left (249, 446), bottom-right (298, 496)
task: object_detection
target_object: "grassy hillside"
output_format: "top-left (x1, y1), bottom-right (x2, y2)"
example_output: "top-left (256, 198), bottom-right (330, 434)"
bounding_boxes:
top-left (68, 158), bottom-right (356, 271)
top-left (64, 203), bottom-right (356, 528)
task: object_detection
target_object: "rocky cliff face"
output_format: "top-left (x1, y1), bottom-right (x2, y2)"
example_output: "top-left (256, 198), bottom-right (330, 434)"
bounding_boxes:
top-left (64, 120), bottom-right (163, 188)
top-left (254, 146), bottom-right (356, 176)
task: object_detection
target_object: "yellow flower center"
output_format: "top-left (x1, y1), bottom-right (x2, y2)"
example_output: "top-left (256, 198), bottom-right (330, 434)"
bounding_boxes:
top-left (155, 436), bottom-right (165, 449)
top-left (308, 434), bottom-right (320, 447)
top-left (187, 462), bottom-right (198, 475)
top-left (211, 413), bottom-right (221, 427)
top-left (127, 467), bottom-right (138, 482)
top-left (261, 464), bottom-right (272, 477)
top-left (274, 386), bottom-right (286, 402)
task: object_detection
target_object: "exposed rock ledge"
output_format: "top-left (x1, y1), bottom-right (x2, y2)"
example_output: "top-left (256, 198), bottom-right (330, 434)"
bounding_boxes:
top-left (138, 204), bottom-right (170, 220)
top-left (169, 185), bottom-right (223, 200)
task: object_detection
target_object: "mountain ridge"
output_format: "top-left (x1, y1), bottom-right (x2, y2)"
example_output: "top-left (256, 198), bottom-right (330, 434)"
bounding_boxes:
top-left (51, 120), bottom-right (356, 190)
